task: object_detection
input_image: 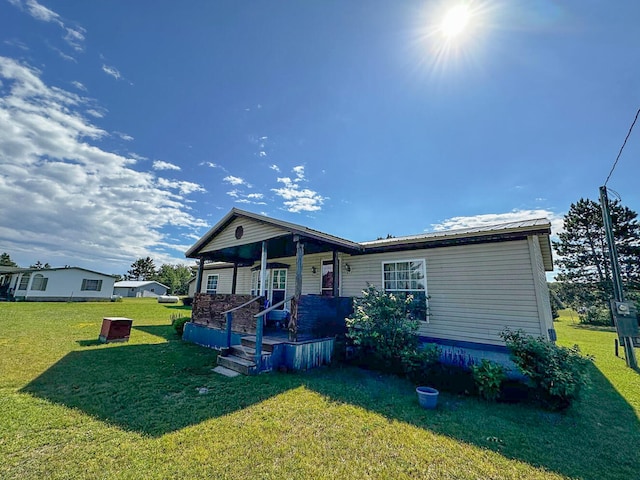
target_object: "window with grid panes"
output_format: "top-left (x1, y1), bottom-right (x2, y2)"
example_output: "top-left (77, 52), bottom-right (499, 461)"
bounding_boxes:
top-left (382, 259), bottom-right (428, 320)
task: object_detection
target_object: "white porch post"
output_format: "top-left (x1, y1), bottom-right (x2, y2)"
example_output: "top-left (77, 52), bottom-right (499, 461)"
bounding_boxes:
top-left (260, 241), bottom-right (268, 299)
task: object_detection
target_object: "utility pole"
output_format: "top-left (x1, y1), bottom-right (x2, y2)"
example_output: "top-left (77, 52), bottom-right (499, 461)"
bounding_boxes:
top-left (599, 186), bottom-right (638, 369)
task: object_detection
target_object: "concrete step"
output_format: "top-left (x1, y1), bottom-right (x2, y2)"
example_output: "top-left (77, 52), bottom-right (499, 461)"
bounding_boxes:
top-left (217, 355), bottom-right (257, 375)
top-left (241, 336), bottom-right (285, 353)
top-left (230, 345), bottom-right (270, 361)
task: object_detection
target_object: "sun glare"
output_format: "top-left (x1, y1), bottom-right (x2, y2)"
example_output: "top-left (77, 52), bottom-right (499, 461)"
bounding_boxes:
top-left (441, 5), bottom-right (471, 38)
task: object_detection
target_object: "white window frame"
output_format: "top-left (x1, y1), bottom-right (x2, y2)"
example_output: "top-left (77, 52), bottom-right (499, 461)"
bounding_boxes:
top-left (381, 258), bottom-right (429, 322)
top-left (205, 274), bottom-right (219, 294)
top-left (31, 274), bottom-right (48, 291)
top-left (18, 273), bottom-right (31, 291)
top-left (251, 269), bottom-right (271, 297)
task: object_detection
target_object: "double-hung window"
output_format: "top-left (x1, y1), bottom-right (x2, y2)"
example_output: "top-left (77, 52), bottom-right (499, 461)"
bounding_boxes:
top-left (382, 259), bottom-right (429, 321)
top-left (206, 274), bottom-right (219, 294)
top-left (81, 279), bottom-right (103, 291)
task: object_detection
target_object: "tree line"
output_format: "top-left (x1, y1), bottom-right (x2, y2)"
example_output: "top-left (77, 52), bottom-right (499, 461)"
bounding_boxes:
top-left (122, 256), bottom-right (195, 296)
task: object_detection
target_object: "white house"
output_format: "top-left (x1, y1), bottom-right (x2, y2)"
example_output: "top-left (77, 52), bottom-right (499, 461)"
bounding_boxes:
top-left (113, 280), bottom-right (169, 298)
top-left (0, 267), bottom-right (116, 302)
top-left (186, 208), bottom-right (554, 350)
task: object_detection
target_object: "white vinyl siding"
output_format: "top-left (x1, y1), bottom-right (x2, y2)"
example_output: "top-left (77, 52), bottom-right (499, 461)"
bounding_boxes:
top-left (529, 235), bottom-right (554, 340)
top-left (200, 217), bottom-right (288, 254)
top-left (341, 240), bottom-right (542, 346)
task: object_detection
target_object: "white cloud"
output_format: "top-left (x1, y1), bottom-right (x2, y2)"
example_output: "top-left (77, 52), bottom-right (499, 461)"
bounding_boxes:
top-left (9, 1), bottom-right (86, 52)
top-left (114, 131), bottom-right (134, 141)
top-left (4, 39), bottom-right (30, 51)
top-left (226, 189), bottom-right (240, 198)
top-left (247, 193), bottom-right (263, 199)
top-left (102, 64), bottom-right (121, 80)
top-left (223, 175), bottom-right (252, 187)
top-left (24, 0), bottom-right (63, 25)
top-left (0, 56), bottom-right (207, 272)
top-left (271, 171), bottom-right (325, 213)
top-left (292, 165), bottom-right (305, 180)
top-left (269, 164), bottom-right (280, 172)
top-left (156, 178), bottom-right (205, 195)
top-left (85, 108), bottom-right (105, 118)
top-left (431, 209), bottom-right (564, 237)
top-left (153, 160), bottom-right (181, 171)
top-left (71, 80), bottom-right (86, 91)
top-left (259, 151), bottom-right (267, 157)
top-left (64, 26), bottom-right (86, 52)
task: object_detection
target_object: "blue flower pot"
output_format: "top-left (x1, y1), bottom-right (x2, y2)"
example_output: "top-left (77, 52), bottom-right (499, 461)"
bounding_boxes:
top-left (416, 386), bottom-right (439, 409)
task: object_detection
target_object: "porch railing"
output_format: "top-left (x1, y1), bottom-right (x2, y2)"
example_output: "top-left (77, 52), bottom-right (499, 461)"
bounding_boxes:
top-left (253, 295), bottom-right (295, 369)
top-left (221, 296), bottom-right (263, 350)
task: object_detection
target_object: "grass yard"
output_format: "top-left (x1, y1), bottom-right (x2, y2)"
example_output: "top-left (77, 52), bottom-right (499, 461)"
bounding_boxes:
top-left (0, 301), bottom-right (638, 479)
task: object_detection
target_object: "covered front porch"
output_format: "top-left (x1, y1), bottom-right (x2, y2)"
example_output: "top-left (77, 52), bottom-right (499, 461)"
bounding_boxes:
top-left (183, 208), bottom-right (361, 374)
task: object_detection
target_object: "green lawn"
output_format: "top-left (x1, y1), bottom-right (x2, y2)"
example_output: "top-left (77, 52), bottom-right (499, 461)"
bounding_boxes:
top-left (0, 301), bottom-right (638, 479)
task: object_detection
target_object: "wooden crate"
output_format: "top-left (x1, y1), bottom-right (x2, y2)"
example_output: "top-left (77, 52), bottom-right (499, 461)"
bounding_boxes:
top-left (99, 317), bottom-right (133, 343)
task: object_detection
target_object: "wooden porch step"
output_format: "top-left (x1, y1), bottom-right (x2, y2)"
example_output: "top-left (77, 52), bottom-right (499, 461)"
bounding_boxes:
top-left (241, 336), bottom-right (285, 353)
top-left (217, 355), bottom-right (257, 376)
top-left (229, 345), bottom-right (271, 361)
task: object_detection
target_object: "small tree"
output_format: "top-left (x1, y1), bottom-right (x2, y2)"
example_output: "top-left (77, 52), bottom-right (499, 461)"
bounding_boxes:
top-left (0, 253), bottom-right (18, 267)
top-left (127, 257), bottom-right (158, 281)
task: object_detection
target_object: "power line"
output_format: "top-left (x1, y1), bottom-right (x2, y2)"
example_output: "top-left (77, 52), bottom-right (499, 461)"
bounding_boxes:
top-left (604, 107), bottom-right (640, 186)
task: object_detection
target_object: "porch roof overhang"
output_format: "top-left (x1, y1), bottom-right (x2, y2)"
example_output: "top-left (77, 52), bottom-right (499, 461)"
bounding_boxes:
top-left (185, 208), bottom-right (363, 264)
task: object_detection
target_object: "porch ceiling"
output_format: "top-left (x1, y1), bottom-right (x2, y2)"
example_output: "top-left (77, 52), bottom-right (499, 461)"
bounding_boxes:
top-left (197, 233), bottom-right (353, 264)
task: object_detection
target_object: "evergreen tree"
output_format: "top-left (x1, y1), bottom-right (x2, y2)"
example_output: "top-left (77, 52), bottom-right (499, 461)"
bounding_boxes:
top-left (0, 253), bottom-right (18, 267)
top-left (553, 198), bottom-right (640, 306)
top-left (126, 257), bottom-right (158, 281)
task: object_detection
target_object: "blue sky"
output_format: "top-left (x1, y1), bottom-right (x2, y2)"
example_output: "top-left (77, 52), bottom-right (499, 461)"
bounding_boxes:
top-left (1, 0), bottom-right (639, 276)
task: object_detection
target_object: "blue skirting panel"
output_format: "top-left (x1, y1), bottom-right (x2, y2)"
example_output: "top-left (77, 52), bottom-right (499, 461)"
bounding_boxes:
top-left (183, 322), bottom-right (242, 349)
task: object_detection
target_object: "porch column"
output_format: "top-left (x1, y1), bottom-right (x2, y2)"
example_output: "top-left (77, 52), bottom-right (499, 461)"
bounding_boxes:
top-left (195, 258), bottom-right (204, 294)
top-left (260, 241), bottom-right (268, 298)
top-left (332, 249), bottom-right (339, 297)
top-left (255, 241), bottom-right (268, 371)
top-left (231, 262), bottom-right (238, 294)
top-left (291, 235), bottom-right (304, 342)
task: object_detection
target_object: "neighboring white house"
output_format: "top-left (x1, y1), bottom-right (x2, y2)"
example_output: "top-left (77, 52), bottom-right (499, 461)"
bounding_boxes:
top-left (0, 267), bottom-right (116, 302)
top-left (186, 208), bottom-right (555, 349)
top-left (113, 280), bottom-right (169, 298)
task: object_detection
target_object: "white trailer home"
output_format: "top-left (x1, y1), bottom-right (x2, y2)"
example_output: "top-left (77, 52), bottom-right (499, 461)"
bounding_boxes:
top-left (1, 267), bottom-right (116, 302)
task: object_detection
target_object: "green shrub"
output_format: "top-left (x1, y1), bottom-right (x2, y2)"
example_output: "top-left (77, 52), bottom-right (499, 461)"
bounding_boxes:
top-left (501, 329), bottom-right (593, 410)
top-left (578, 306), bottom-right (611, 326)
top-left (346, 285), bottom-right (421, 356)
top-left (346, 286), bottom-right (440, 381)
top-left (401, 344), bottom-right (441, 384)
top-left (171, 315), bottom-right (190, 336)
top-left (471, 359), bottom-right (506, 401)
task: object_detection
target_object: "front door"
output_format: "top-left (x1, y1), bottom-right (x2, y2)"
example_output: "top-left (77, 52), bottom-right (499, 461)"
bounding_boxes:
top-left (270, 268), bottom-right (287, 308)
top-left (321, 259), bottom-right (334, 296)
